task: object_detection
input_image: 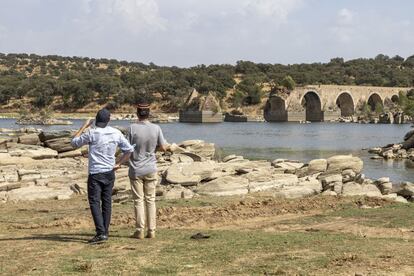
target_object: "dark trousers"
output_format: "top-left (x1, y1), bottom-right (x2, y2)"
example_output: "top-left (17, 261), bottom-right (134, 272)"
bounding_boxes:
top-left (87, 170), bottom-right (115, 236)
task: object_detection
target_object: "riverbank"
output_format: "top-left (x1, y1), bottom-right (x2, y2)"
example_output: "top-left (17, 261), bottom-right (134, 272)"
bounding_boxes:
top-left (1, 128), bottom-right (413, 204)
top-left (1, 121), bottom-right (413, 183)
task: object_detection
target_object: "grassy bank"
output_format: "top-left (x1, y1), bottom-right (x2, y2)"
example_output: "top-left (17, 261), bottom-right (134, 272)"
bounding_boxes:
top-left (0, 195), bottom-right (413, 275)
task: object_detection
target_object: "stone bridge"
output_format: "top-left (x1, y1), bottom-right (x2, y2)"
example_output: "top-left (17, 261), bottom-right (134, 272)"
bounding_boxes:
top-left (264, 85), bottom-right (411, 122)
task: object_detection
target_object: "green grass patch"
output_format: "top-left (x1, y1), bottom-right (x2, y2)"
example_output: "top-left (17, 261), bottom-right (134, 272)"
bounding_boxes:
top-left (280, 202), bottom-right (414, 229)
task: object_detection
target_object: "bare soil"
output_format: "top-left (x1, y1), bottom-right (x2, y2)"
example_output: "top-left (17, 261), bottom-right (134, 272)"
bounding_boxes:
top-left (1, 195), bottom-right (414, 275)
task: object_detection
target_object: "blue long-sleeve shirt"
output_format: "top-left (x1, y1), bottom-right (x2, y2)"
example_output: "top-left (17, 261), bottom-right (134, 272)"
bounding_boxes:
top-left (71, 126), bottom-right (134, 175)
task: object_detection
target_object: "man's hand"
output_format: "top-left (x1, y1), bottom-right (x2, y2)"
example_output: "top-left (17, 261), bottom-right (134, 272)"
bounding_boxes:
top-left (73, 118), bottom-right (93, 138)
top-left (114, 152), bottom-right (131, 172)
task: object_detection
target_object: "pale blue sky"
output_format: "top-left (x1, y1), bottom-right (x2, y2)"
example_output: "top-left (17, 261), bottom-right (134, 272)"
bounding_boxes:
top-left (0, 0), bottom-right (413, 66)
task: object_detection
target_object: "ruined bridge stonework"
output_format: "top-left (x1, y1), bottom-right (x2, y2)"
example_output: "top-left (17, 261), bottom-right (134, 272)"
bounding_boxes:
top-left (264, 85), bottom-right (411, 122)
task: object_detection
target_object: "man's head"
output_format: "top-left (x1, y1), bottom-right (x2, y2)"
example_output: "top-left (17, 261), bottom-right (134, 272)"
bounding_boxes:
top-left (137, 100), bottom-right (150, 120)
top-left (95, 108), bottom-right (111, 128)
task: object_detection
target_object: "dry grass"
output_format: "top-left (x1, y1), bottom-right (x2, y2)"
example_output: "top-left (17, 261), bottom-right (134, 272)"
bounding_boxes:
top-left (0, 195), bottom-right (413, 275)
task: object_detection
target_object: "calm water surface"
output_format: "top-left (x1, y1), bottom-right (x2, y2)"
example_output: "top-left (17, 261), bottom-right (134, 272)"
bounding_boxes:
top-left (1, 119), bottom-right (413, 183)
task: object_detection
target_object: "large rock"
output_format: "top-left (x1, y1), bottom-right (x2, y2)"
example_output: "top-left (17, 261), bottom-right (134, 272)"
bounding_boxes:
top-left (169, 154), bottom-right (195, 164)
top-left (178, 140), bottom-right (216, 160)
top-left (272, 161), bottom-right (304, 174)
top-left (7, 186), bottom-right (74, 202)
top-left (58, 148), bottom-right (85, 158)
top-left (18, 169), bottom-right (41, 181)
top-left (298, 176), bottom-right (323, 193)
top-left (307, 159), bottom-right (327, 174)
top-left (248, 174), bottom-right (299, 193)
top-left (273, 186), bottom-right (317, 199)
top-left (44, 137), bottom-right (75, 153)
top-left (319, 174), bottom-right (342, 185)
top-left (179, 140), bottom-right (204, 147)
top-left (402, 130), bottom-right (414, 149)
top-left (397, 182), bottom-right (414, 197)
top-left (39, 169), bottom-right (67, 179)
top-left (0, 139), bottom-right (8, 153)
top-left (0, 166), bottom-right (19, 182)
top-left (341, 182), bottom-right (382, 197)
top-left (161, 185), bottom-right (195, 200)
top-left (39, 130), bottom-right (74, 142)
top-left (0, 182), bottom-right (28, 192)
top-left (368, 147), bottom-right (382, 154)
top-left (196, 176), bottom-right (249, 196)
top-left (404, 129), bottom-right (414, 141)
top-left (18, 133), bottom-right (40, 145)
top-left (0, 191), bottom-right (7, 203)
top-left (164, 161), bottom-right (219, 186)
top-left (326, 155), bottom-right (363, 173)
top-left (168, 143), bottom-right (187, 154)
top-left (6, 143), bottom-right (58, 159)
top-left (179, 152), bottom-right (204, 162)
top-left (0, 153), bottom-right (35, 165)
top-left (375, 178), bottom-right (393, 195)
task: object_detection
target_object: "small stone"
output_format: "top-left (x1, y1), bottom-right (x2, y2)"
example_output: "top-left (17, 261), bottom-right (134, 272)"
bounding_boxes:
top-left (377, 177), bottom-right (390, 184)
top-left (321, 190), bottom-right (337, 196)
top-left (56, 194), bottom-right (71, 200)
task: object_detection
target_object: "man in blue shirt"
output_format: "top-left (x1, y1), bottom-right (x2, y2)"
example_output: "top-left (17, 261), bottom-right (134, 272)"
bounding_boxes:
top-left (72, 108), bottom-right (134, 244)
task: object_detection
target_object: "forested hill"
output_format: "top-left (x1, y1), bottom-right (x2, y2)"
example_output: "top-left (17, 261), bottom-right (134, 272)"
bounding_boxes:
top-left (0, 53), bottom-right (414, 112)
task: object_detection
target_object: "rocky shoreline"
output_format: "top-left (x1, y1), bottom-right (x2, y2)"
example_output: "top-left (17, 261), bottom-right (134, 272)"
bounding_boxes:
top-left (368, 128), bottom-right (414, 160)
top-left (1, 110), bottom-right (412, 124)
top-left (1, 128), bottom-right (413, 204)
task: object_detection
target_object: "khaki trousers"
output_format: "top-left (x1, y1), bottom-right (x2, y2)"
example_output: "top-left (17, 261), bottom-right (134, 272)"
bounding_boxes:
top-left (130, 173), bottom-right (157, 232)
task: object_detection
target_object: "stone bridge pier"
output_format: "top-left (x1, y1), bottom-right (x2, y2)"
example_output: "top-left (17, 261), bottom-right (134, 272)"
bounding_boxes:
top-left (264, 85), bottom-right (409, 122)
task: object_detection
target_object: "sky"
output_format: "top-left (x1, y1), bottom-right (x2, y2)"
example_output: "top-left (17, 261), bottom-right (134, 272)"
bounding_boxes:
top-left (0, 0), bottom-right (413, 67)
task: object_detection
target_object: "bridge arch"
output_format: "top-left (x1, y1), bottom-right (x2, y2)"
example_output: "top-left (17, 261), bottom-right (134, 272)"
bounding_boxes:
top-left (391, 94), bottom-right (399, 103)
top-left (263, 95), bottom-right (287, 122)
top-left (335, 92), bottom-right (355, 116)
top-left (301, 91), bottom-right (323, 122)
top-left (367, 93), bottom-right (383, 112)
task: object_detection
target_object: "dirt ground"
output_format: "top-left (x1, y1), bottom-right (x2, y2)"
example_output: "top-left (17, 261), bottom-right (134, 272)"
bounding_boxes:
top-left (1, 194), bottom-right (414, 275)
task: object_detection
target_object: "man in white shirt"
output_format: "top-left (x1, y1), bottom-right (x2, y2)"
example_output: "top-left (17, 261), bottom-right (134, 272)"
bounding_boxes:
top-left (72, 108), bottom-right (134, 244)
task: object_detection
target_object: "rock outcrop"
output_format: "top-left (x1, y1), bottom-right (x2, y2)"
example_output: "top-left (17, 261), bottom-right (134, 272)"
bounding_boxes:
top-left (368, 129), bottom-right (414, 161)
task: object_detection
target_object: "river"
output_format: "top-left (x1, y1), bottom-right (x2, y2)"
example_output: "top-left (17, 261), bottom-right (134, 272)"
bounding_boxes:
top-left (1, 118), bottom-right (413, 183)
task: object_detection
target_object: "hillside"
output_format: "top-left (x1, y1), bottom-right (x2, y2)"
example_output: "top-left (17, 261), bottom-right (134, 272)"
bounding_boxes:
top-left (1, 53), bottom-right (414, 114)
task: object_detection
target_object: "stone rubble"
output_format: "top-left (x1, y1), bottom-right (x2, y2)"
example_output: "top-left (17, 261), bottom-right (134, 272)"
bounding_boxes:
top-left (368, 129), bottom-right (414, 161)
top-left (0, 128), bottom-right (412, 204)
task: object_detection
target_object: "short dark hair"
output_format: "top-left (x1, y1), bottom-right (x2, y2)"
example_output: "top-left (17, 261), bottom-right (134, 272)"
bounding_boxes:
top-left (137, 107), bottom-right (150, 119)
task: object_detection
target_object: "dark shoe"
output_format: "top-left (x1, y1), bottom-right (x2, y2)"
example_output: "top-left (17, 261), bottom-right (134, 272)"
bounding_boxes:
top-left (88, 234), bottom-right (108, 244)
top-left (191, 232), bottom-right (210, 240)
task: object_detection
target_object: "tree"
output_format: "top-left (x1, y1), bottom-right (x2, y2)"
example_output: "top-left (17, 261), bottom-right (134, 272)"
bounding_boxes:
top-left (281, 75), bottom-right (296, 90)
top-left (0, 85), bottom-right (14, 104)
top-left (399, 90), bottom-right (414, 116)
top-left (60, 80), bottom-right (93, 108)
top-left (234, 77), bottom-right (263, 106)
top-left (374, 103), bottom-right (383, 114)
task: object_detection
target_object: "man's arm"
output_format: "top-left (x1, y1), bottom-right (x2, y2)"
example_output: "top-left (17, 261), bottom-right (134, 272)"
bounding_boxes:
top-left (71, 119), bottom-right (93, 148)
top-left (156, 126), bottom-right (169, 152)
top-left (74, 119), bottom-right (93, 138)
top-left (114, 152), bottom-right (132, 170)
top-left (113, 131), bottom-right (135, 171)
top-left (156, 144), bottom-right (169, 152)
